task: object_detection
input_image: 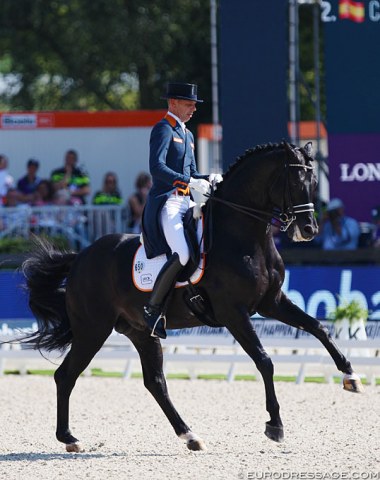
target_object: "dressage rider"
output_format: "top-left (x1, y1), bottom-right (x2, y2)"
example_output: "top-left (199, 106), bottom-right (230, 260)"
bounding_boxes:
top-left (141, 82), bottom-right (223, 339)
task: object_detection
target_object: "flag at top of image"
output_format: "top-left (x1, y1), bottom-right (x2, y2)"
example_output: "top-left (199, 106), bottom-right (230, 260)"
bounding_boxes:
top-left (339, 0), bottom-right (365, 22)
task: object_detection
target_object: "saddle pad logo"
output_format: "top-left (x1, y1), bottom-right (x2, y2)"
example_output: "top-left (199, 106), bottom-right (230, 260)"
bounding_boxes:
top-left (141, 274), bottom-right (153, 285)
top-left (132, 215), bottom-right (205, 292)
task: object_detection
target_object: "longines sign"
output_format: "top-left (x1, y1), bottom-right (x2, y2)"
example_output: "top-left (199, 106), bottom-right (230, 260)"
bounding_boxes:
top-left (327, 134), bottom-right (380, 221)
top-left (340, 163), bottom-right (380, 182)
top-left (323, 2), bottom-right (380, 221)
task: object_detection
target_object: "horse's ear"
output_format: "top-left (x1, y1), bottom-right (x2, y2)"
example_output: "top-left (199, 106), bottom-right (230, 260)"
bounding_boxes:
top-left (303, 142), bottom-right (313, 157)
top-left (282, 141), bottom-right (296, 155)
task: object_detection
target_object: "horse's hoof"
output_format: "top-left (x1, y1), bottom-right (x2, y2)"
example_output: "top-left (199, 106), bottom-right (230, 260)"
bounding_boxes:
top-left (66, 442), bottom-right (84, 453)
top-left (187, 438), bottom-right (207, 451)
top-left (179, 432), bottom-right (207, 451)
top-left (343, 373), bottom-right (365, 393)
top-left (265, 422), bottom-right (284, 443)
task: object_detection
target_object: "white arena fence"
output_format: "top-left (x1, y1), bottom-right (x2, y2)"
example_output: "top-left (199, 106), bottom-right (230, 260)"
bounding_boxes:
top-left (0, 204), bottom-right (131, 249)
top-left (0, 320), bottom-right (379, 384)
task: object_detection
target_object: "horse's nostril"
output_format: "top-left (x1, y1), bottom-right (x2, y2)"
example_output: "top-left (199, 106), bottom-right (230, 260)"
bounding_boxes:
top-left (303, 225), bottom-right (314, 235)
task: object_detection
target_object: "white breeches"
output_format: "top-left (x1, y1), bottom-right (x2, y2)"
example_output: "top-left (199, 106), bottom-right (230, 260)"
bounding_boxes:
top-left (161, 193), bottom-right (195, 266)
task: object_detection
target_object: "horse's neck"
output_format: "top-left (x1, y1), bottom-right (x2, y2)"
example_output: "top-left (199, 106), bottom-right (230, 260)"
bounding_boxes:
top-left (205, 156), bottom-right (278, 247)
top-left (218, 161), bottom-right (276, 211)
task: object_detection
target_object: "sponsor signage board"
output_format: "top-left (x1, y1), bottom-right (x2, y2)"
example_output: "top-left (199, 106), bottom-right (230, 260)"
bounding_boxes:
top-left (1, 267), bottom-right (379, 331)
top-left (322, 0), bottom-right (380, 221)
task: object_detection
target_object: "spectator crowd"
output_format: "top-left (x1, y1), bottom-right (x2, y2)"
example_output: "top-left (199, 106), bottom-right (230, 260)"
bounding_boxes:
top-left (272, 196), bottom-right (379, 251)
top-left (0, 150), bottom-right (152, 239)
top-left (0, 149), bottom-right (379, 250)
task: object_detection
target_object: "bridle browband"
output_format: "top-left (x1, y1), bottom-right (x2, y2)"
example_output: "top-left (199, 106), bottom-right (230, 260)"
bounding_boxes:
top-left (205, 160), bottom-right (315, 233)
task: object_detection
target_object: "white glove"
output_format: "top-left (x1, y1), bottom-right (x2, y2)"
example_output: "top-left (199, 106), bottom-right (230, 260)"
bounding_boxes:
top-left (189, 178), bottom-right (211, 195)
top-left (209, 173), bottom-right (223, 184)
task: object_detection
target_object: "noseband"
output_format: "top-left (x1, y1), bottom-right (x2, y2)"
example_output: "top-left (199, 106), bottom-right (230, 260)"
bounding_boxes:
top-left (278, 162), bottom-right (315, 231)
top-left (206, 161), bottom-right (314, 233)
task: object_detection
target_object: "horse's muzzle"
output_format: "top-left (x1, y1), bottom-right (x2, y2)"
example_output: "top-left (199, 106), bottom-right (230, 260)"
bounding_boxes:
top-left (302, 223), bottom-right (318, 239)
top-left (290, 223), bottom-right (318, 242)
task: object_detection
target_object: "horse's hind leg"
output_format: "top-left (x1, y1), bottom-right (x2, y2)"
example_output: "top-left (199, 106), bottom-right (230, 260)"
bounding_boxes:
top-left (259, 292), bottom-right (364, 393)
top-left (129, 331), bottom-right (206, 451)
top-left (224, 310), bottom-right (284, 443)
top-left (54, 331), bottom-right (111, 452)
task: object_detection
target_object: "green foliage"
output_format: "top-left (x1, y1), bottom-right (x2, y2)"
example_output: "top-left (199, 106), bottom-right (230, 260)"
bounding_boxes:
top-left (0, 237), bottom-right (31, 253)
top-left (298, 4), bottom-right (326, 121)
top-left (328, 299), bottom-right (369, 325)
top-left (0, 235), bottom-right (70, 254)
top-left (0, 1), bottom-right (326, 124)
top-left (0, 0), bottom-right (212, 123)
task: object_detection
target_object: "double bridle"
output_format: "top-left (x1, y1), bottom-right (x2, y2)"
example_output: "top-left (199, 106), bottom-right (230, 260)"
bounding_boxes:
top-left (205, 161), bottom-right (315, 233)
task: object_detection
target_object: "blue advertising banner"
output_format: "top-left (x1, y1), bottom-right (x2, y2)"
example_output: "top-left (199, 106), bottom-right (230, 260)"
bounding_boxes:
top-left (322, 0), bottom-right (380, 221)
top-left (220, 0), bottom-right (289, 170)
top-left (0, 271), bottom-right (31, 320)
top-left (281, 266), bottom-right (380, 320)
top-left (1, 267), bottom-right (379, 323)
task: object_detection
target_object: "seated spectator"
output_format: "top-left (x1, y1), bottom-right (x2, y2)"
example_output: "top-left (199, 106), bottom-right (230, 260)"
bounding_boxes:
top-left (1, 187), bottom-right (31, 236)
top-left (317, 198), bottom-right (360, 250)
top-left (371, 205), bottom-right (380, 247)
top-left (128, 172), bottom-right (152, 233)
top-left (17, 158), bottom-right (41, 203)
top-left (51, 149), bottom-right (90, 205)
top-left (32, 179), bottom-right (55, 206)
top-left (53, 188), bottom-right (71, 206)
top-left (0, 154), bottom-right (14, 205)
top-left (92, 172), bottom-right (123, 206)
top-left (3, 188), bottom-right (20, 207)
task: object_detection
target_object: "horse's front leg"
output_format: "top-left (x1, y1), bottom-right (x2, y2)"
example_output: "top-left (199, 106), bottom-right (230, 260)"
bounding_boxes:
top-left (129, 331), bottom-right (206, 451)
top-left (258, 291), bottom-right (364, 393)
top-left (223, 307), bottom-right (284, 443)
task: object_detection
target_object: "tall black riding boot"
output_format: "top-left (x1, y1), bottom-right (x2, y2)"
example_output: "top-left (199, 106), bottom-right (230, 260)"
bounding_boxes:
top-left (144, 253), bottom-right (183, 339)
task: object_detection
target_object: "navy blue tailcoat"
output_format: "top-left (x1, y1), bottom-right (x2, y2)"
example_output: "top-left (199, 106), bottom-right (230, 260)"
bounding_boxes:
top-left (142, 114), bottom-right (207, 259)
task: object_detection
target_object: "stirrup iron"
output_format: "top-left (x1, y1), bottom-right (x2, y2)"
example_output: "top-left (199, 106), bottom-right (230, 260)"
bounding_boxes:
top-left (150, 312), bottom-right (167, 338)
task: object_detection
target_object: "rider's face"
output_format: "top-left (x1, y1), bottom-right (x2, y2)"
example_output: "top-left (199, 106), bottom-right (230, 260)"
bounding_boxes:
top-left (169, 99), bottom-right (197, 123)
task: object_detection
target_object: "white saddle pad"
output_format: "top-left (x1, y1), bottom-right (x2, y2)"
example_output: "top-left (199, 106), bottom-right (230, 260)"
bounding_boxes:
top-left (132, 216), bottom-right (205, 292)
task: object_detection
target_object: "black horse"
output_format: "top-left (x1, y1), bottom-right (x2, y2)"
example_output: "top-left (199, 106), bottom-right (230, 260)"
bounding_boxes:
top-left (21, 142), bottom-right (363, 453)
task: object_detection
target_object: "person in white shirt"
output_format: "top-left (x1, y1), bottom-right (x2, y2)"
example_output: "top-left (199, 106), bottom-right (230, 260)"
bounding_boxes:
top-left (0, 154), bottom-right (15, 205)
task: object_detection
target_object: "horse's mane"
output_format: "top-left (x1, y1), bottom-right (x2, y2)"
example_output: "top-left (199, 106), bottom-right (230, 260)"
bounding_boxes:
top-left (215, 142), bottom-right (285, 196)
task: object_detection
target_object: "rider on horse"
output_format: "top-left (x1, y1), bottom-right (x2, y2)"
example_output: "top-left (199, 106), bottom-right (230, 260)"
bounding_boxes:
top-left (141, 82), bottom-right (223, 339)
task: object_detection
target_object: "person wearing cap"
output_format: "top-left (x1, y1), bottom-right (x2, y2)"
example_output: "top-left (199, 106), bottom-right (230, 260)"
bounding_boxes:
top-left (370, 205), bottom-right (380, 247)
top-left (128, 172), bottom-right (152, 233)
top-left (318, 198), bottom-right (360, 250)
top-left (141, 82), bottom-right (223, 339)
top-left (16, 158), bottom-right (41, 204)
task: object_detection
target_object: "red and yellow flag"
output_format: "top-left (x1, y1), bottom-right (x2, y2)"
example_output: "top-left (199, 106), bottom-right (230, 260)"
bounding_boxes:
top-left (339, 0), bottom-right (365, 22)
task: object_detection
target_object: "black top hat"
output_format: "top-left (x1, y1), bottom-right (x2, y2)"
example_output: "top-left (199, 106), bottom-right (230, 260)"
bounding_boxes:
top-left (161, 82), bottom-right (203, 103)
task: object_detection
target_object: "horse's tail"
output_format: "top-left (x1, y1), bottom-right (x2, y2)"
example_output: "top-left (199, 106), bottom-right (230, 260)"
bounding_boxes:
top-left (21, 237), bottom-right (78, 353)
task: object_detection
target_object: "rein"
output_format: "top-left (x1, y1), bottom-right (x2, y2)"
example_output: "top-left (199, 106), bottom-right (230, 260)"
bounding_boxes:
top-left (205, 162), bottom-right (314, 233)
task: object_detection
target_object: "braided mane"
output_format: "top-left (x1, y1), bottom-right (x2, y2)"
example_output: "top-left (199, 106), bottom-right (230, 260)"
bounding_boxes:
top-left (215, 142), bottom-right (285, 195)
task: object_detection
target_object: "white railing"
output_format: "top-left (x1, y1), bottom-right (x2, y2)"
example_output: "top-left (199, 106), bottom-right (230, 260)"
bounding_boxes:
top-left (0, 204), bottom-right (131, 249)
top-left (1, 322), bottom-right (379, 384)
